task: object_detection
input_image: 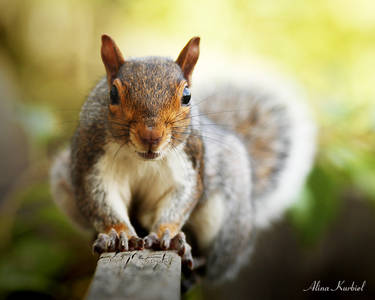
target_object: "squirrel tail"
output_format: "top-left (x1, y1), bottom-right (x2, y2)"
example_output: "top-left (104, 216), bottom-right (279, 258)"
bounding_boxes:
top-left (195, 68), bottom-right (316, 228)
top-left (50, 148), bottom-right (91, 230)
top-left (246, 78), bottom-right (316, 228)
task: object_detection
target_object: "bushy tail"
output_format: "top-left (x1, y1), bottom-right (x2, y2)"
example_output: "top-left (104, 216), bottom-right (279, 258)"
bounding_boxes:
top-left (50, 148), bottom-right (91, 230)
top-left (195, 69), bottom-right (316, 228)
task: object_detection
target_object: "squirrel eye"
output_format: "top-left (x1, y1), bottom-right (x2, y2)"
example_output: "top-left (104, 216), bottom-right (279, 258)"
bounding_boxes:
top-left (182, 86), bottom-right (191, 105)
top-left (110, 85), bottom-right (119, 105)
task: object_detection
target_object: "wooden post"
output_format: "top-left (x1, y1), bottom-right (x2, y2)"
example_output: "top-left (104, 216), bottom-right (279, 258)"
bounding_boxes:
top-left (86, 250), bottom-right (181, 300)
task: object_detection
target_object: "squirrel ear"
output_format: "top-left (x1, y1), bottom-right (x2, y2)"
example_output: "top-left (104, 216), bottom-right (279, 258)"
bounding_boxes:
top-left (101, 34), bottom-right (125, 86)
top-left (176, 37), bottom-right (200, 86)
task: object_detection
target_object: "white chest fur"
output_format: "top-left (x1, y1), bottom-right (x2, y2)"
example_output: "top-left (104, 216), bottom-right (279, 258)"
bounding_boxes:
top-left (92, 142), bottom-right (191, 229)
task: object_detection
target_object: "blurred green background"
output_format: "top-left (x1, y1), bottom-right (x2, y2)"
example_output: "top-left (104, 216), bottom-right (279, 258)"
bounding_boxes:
top-left (0, 0), bottom-right (374, 299)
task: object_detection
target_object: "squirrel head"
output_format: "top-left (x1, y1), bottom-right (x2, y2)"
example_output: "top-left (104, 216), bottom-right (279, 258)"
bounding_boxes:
top-left (101, 34), bottom-right (200, 160)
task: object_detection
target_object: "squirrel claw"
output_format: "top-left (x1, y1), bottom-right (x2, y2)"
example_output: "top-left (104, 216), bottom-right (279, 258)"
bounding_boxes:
top-left (170, 232), bottom-right (194, 269)
top-left (92, 230), bottom-right (143, 254)
top-left (144, 231), bottom-right (194, 269)
top-left (108, 229), bottom-right (118, 252)
top-left (144, 232), bottom-right (159, 249)
top-left (170, 232), bottom-right (186, 255)
top-left (128, 236), bottom-right (144, 250)
top-left (182, 246), bottom-right (194, 269)
top-left (119, 231), bottom-right (128, 251)
top-left (92, 233), bottom-right (111, 254)
top-left (160, 229), bottom-right (171, 250)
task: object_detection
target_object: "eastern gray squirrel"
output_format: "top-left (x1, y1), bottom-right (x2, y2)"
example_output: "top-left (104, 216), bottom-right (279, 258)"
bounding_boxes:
top-left (50, 35), bottom-right (315, 287)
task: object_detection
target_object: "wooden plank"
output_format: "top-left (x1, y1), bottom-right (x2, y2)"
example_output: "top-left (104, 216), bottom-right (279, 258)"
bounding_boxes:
top-left (86, 250), bottom-right (181, 300)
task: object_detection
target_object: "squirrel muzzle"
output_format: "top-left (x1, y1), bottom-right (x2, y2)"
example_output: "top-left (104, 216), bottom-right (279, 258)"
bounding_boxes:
top-left (137, 125), bottom-right (164, 150)
top-left (132, 122), bottom-right (168, 160)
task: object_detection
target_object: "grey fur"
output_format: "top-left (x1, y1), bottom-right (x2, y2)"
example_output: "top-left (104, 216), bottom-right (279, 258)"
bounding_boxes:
top-left (199, 123), bottom-right (254, 282)
top-left (50, 55), bottom-right (315, 285)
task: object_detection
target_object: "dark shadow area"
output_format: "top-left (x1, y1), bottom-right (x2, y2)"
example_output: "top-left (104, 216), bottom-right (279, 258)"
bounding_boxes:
top-left (202, 194), bottom-right (375, 299)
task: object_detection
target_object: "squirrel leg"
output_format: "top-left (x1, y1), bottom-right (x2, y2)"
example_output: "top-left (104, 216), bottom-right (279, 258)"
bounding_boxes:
top-left (78, 165), bottom-right (144, 254)
top-left (142, 176), bottom-right (198, 268)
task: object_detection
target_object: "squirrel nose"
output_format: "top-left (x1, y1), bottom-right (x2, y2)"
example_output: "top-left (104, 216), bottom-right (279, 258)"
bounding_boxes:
top-left (138, 126), bottom-right (163, 148)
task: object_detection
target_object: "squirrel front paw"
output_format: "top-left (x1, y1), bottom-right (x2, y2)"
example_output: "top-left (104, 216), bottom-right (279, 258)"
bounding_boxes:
top-left (144, 231), bottom-right (194, 269)
top-left (92, 228), bottom-right (144, 254)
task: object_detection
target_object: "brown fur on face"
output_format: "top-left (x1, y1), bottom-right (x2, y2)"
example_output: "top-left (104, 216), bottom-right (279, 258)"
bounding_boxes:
top-left (101, 35), bottom-right (199, 158)
top-left (106, 59), bottom-right (192, 157)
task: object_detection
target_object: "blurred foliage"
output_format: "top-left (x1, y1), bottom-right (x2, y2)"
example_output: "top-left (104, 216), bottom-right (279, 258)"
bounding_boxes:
top-left (0, 0), bottom-right (374, 299)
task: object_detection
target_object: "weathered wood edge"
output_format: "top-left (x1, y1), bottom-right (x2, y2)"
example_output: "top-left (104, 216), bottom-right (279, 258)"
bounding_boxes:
top-left (86, 250), bottom-right (181, 300)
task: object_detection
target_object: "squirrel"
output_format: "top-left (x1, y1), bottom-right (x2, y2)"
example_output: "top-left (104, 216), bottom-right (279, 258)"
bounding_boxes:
top-left (50, 34), bottom-right (315, 287)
